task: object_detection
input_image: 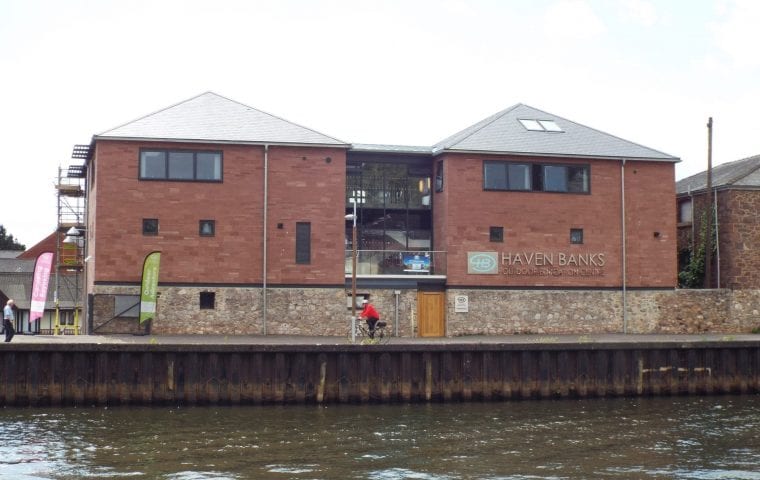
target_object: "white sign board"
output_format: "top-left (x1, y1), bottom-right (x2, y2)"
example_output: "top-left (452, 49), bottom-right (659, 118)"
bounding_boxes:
top-left (454, 295), bottom-right (469, 313)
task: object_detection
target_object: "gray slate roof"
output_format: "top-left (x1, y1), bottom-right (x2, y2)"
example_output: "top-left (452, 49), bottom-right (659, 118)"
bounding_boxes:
top-left (433, 104), bottom-right (679, 161)
top-left (0, 259), bottom-right (79, 310)
top-left (676, 154), bottom-right (760, 195)
top-left (97, 92), bottom-right (349, 147)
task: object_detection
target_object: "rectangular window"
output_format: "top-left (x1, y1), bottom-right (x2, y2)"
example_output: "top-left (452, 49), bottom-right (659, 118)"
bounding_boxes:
top-left (490, 226), bottom-right (504, 242)
top-left (200, 292), bottom-right (215, 309)
top-left (435, 160), bottom-right (444, 192)
top-left (679, 200), bottom-right (693, 223)
top-left (140, 151), bottom-right (166, 179)
top-left (143, 218), bottom-right (159, 236)
top-left (139, 149), bottom-right (222, 181)
top-left (570, 228), bottom-right (584, 244)
top-left (484, 161), bottom-right (589, 193)
top-left (168, 151), bottom-right (195, 179)
top-left (199, 220), bottom-right (215, 236)
top-left (296, 222), bottom-right (311, 264)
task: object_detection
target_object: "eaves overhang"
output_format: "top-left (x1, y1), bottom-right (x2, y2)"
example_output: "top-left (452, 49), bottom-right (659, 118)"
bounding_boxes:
top-left (93, 135), bottom-right (352, 149)
top-left (433, 148), bottom-right (681, 163)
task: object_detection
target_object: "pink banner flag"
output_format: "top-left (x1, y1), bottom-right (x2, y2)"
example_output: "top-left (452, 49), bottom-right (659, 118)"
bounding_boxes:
top-left (30, 251), bottom-right (54, 324)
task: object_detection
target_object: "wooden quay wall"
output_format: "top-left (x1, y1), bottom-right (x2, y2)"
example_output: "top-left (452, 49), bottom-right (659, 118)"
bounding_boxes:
top-left (1, 341), bottom-right (759, 407)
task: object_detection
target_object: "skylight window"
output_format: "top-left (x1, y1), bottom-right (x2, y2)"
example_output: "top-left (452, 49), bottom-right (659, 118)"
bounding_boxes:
top-left (518, 119), bottom-right (543, 131)
top-left (518, 119), bottom-right (564, 132)
top-left (538, 120), bottom-right (563, 132)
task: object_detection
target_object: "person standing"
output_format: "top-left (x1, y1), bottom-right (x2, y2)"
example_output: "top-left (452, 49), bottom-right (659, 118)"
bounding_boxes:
top-left (359, 298), bottom-right (380, 339)
top-left (3, 299), bottom-right (15, 343)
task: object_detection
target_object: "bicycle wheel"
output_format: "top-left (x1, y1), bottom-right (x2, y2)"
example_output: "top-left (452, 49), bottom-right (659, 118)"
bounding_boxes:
top-left (376, 326), bottom-right (391, 344)
top-left (346, 324), bottom-right (365, 343)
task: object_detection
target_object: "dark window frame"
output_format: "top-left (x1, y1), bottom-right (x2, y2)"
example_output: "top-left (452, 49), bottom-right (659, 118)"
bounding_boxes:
top-left (435, 160), bottom-right (444, 193)
top-left (142, 218), bottom-right (159, 236)
top-left (570, 228), bottom-right (584, 244)
top-left (200, 291), bottom-right (215, 310)
top-left (139, 148), bottom-right (223, 182)
top-left (199, 219), bottom-right (216, 237)
top-left (483, 160), bottom-right (590, 194)
top-left (489, 226), bottom-right (504, 243)
top-left (295, 222), bottom-right (311, 264)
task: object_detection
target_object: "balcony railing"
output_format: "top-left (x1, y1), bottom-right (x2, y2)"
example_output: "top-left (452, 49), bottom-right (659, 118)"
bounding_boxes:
top-left (345, 250), bottom-right (446, 276)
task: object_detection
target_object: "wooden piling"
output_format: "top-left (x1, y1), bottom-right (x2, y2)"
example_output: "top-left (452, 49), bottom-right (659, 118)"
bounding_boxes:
top-left (0, 340), bottom-right (759, 406)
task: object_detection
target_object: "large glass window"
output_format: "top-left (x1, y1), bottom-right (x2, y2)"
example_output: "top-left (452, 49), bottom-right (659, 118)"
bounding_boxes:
top-left (543, 165), bottom-right (568, 192)
top-left (484, 160), bottom-right (589, 193)
top-left (197, 152), bottom-right (222, 180)
top-left (345, 160), bottom-right (433, 254)
top-left (168, 152), bottom-right (194, 179)
top-left (140, 149), bottom-right (222, 181)
top-left (140, 151), bottom-right (166, 179)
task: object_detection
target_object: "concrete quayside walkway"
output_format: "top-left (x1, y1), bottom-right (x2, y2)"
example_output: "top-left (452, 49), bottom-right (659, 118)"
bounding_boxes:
top-left (4, 332), bottom-right (760, 346)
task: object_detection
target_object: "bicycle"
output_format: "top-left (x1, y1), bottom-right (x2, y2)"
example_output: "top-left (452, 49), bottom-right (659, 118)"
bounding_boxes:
top-left (347, 318), bottom-right (391, 345)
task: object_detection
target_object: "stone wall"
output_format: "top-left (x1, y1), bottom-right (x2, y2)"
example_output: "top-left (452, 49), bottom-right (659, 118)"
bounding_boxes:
top-left (446, 288), bottom-right (760, 335)
top-left (91, 285), bottom-right (420, 337)
top-left (91, 285), bottom-right (760, 337)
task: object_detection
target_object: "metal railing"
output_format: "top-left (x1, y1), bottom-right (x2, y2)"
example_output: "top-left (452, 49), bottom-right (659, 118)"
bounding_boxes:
top-left (345, 250), bottom-right (446, 276)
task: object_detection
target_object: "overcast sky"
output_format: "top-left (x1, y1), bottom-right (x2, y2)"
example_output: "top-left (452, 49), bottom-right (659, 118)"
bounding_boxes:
top-left (2, 0), bottom-right (759, 247)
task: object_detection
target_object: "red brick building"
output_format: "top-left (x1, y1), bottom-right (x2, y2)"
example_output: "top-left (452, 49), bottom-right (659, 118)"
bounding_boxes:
top-left (81, 92), bottom-right (679, 336)
top-left (676, 154), bottom-right (760, 289)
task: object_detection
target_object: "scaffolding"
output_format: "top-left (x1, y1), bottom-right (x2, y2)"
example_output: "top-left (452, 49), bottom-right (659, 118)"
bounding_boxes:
top-left (54, 147), bottom-right (88, 335)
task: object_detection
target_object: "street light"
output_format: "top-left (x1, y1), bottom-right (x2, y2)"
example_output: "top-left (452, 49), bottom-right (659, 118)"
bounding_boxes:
top-left (345, 199), bottom-right (357, 343)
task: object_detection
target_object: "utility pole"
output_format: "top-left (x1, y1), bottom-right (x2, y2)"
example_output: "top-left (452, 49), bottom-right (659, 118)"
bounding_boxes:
top-left (704, 117), bottom-right (713, 289)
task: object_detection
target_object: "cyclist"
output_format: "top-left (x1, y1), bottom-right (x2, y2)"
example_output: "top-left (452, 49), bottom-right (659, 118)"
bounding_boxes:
top-left (358, 298), bottom-right (380, 338)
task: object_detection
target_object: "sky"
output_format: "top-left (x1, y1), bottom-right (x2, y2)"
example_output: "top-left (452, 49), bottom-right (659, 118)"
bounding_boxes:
top-left (1, 0), bottom-right (759, 248)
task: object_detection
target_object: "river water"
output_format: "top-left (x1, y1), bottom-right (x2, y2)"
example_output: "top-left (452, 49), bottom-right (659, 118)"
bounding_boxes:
top-left (1, 395), bottom-right (758, 479)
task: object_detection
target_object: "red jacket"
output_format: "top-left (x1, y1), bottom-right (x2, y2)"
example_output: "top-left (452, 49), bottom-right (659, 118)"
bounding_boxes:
top-left (360, 303), bottom-right (379, 320)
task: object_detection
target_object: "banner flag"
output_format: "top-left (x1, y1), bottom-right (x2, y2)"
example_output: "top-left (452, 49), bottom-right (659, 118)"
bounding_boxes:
top-left (139, 251), bottom-right (161, 324)
top-left (30, 251), bottom-right (54, 324)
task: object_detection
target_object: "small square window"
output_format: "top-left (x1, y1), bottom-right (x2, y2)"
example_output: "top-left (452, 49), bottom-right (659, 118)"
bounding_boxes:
top-left (200, 292), bottom-right (215, 310)
top-left (199, 220), bottom-right (215, 236)
top-left (143, 218), bottom-right (159, 236)
top-left (570, 228), bottom-right (584, 244)
top-left (489, 226), bottom-right (504, 242)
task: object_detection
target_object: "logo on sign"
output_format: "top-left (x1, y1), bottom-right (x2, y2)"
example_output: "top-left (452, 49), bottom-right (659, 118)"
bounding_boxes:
top-left (467, 252), bottom-right (499, 274)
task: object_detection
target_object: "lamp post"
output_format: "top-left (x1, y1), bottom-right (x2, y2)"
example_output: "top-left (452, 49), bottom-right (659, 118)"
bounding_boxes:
top-left (345, 199), bottom-right (357, 343)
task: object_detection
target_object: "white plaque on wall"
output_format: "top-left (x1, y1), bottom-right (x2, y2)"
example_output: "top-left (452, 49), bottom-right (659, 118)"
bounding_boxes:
top-left (454, 295), bottom-right (469, 313)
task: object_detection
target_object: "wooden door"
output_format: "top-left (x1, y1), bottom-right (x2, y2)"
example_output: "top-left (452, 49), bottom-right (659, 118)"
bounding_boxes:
top-left (418, 291), bottom-right (445, 337)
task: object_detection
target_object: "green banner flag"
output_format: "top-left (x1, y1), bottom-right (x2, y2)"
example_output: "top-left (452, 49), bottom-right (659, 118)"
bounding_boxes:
top-left (139, 251), bottom-right (161, 324)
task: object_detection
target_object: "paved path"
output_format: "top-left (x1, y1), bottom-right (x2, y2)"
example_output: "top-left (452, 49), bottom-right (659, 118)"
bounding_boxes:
top-left (6, 332), bottom-right (760, 345)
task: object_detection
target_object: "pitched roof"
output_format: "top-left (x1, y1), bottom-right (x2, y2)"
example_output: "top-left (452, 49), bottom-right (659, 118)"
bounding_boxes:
top-left (96, 92), bottom-right (349, 147)
top-left (676, 154), bottom-right (760, 195)
top-left (433, 104), bottom-right (679, 162)
top-left (0, 259), bottom-right (79, 310)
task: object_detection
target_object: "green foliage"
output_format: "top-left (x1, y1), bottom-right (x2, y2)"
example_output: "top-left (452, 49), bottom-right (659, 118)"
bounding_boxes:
top-left (0, 225), bottom-right (25, 251)
top-left (678, 211), bottom-right (715, 289)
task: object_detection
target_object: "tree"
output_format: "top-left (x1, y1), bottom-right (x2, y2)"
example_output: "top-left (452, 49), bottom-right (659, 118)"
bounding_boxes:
top-left (0, 225), bottom-right (26, 251)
